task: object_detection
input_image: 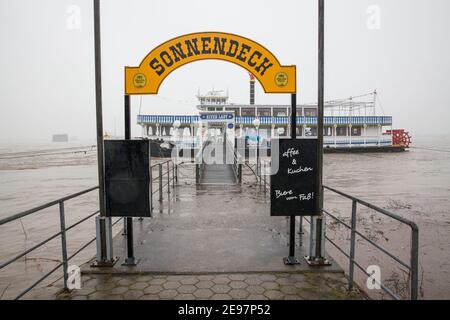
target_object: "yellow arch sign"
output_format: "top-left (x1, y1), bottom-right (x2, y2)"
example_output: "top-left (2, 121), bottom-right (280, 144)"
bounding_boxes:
top-left (125, 32), bottom-right (296, 95)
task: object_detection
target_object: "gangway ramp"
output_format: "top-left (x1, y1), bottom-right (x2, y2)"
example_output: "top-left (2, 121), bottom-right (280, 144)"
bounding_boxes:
top-left (200, 164), bottom-right (237, 185)
top-left (198, 139), bottom-right (239, 185)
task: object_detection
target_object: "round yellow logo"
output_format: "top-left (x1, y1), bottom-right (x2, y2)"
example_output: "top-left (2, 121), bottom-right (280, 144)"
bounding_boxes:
top-left (275, 72), bottom-right (288, 87)
top-left (133, 73), bottom-right (147, 88)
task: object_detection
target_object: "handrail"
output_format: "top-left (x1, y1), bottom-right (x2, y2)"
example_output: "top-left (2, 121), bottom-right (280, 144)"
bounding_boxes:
top-left (225, 138), bottom-right (241, 182)
top-left (323, 185), bottom-right (419, 231)
top-left (0, 186), bottom-right (100, 300)
top-left (0, 186), bottom-right (98, 226)
top-left (322, 185), bottom-right (419, 300)
top-left (1, 159), bottom-right (178, 300)
top-left (254, 160), bottom-right (419, 300)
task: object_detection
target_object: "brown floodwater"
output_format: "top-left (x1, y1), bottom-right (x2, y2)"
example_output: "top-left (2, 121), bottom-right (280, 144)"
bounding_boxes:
top-left (0, 136), bottom-right (449, 299)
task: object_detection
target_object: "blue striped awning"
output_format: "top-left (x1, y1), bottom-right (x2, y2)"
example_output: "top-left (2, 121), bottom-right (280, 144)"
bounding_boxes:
top-left (137, 115), bottom-right (393, 126)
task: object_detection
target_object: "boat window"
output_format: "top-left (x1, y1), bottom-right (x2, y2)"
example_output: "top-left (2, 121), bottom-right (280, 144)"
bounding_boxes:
top-left (336, 126), bottom-right (347, 136)
top-left (241, 108), bottom-right (256, 116)
top-left (257, 108), bottom-right (271, 116)
top-left (225, 108), bottom-right (240, 116)
top-left (324, 126), bottom-right (332, 136)
top-left (273, 108), bottom-right (287, 117)
top-left (304, 108), bottom-right (317, 117)
top-left (351, 126), bottom-right (362, 136)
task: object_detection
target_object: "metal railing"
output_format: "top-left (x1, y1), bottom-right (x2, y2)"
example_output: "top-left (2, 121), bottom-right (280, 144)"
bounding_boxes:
top-left (226, 138), bottom-right (242, 183)
top-left (195, 140), bottom-right (210, 183)
top-left (0, 160), bottom-right (178, 300)
top-left (0, 186), bottom-right (115, 300)
top-left (322, 186), bottom-right (419, 300)
top-left (151, 159), bottom-right (176, 204)
top-left (255, 160), bottom-right (419, 300)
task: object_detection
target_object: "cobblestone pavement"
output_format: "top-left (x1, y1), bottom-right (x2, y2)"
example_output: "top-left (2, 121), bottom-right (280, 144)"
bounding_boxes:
top-left (57, 272), bottom-right (363, 300)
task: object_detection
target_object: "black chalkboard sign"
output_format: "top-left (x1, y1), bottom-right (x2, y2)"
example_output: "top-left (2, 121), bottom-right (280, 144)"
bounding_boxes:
top-left (270, 139), bottom-right (320, 216)
top-left (104, 140), bottom-right (151, 217)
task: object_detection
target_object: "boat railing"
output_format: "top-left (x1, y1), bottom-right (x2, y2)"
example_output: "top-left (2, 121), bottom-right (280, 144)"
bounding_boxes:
top-left (256, 159), bottom-right (419, 300)
top-left (324, 135), bottom-right (393, 146)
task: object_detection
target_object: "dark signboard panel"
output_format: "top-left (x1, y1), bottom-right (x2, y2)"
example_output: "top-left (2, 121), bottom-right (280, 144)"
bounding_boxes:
top-left (104, 140), bottom-right (151, 217)
top-left (270, 139), bottom-right (320, 216)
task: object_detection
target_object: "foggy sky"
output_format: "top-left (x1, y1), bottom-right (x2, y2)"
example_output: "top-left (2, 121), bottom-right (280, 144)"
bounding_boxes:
top-left (1, 0), bottom-right (449, 144)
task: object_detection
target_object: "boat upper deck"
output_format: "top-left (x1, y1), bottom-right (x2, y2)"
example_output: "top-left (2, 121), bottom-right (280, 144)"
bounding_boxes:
top-left (137, 115), bottom-right (393, 126)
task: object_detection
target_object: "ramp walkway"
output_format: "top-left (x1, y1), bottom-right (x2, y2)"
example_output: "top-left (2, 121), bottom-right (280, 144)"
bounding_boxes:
top-left (198, 139), bottom-right (239, 185)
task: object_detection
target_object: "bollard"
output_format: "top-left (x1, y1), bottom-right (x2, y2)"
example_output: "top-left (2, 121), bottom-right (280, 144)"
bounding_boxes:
top-left (159, 163), bottom-right (163, 202)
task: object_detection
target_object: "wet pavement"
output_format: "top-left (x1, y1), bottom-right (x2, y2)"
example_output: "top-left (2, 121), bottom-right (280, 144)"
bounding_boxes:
top-left (58, 163), bottom-right (364, 300)
top-left (83, 163), bottom-right (341, 273)
top-left (58, 272), bottom-right (362, 300)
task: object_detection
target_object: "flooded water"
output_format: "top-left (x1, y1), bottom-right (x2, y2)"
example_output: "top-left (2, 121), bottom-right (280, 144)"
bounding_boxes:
top-left (0, 136), bottom-right (449, 299)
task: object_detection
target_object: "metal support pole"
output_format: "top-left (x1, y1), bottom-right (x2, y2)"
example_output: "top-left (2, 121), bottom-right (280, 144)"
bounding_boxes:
top-left (348, 200), bottom-right (357, 290)
top-left (175, 163), bottom-right (178, 183)
top-left (93, 0), bottom-right (105, 219)
top-left (238, 163), bottom-right (242, 183)
top-left (284, 93), bottom-right (300, 265)
top-left (256, 139), bottom-right (260, 186)
top-left (263, 162), bottom-right (267, 193)
top-left (93, 216), bottom-right (115, 267)
top-left (298, 217), bottom-right (303, 247)
top-left (123, 94), bottom-right (136, 266)
top-left (289, 216), bottom-right (295, 257)
top-left (305, 0), bottom-right (330, 267)
top-left (167, 162), bottom-right (170, 196)
top-left (159, 163), bottom-right (163, 201)
top-left (196, 164), bottom-right (200, 184)
top-left (59, 202), bottom-right (68, 290)
top-left (149, 166), bottom-right (153, 214)
top-left (410, 227), bottom-right (419, 300)
top-left (122, 217), bottom-right (127, 236)
top-left (172, 162), bottom-right (176, 187)
top-left (92, 0), bottom-right (115, 267)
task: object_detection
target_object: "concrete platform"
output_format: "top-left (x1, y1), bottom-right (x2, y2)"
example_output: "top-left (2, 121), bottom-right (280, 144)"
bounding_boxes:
top-left (68, 165), bottom-right (365, 300)
top-left (83, 166), bottom-right (341, 274)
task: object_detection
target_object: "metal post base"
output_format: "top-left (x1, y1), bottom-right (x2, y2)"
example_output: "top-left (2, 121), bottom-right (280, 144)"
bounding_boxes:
top-left (283, 256), bottom-right (300, 265)
top-left (91, 257), bottom-right (119, 268)
top-left (304, 256), bottom-right (331, 267)
top-left (122, 257), bottom-right (138, 266)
